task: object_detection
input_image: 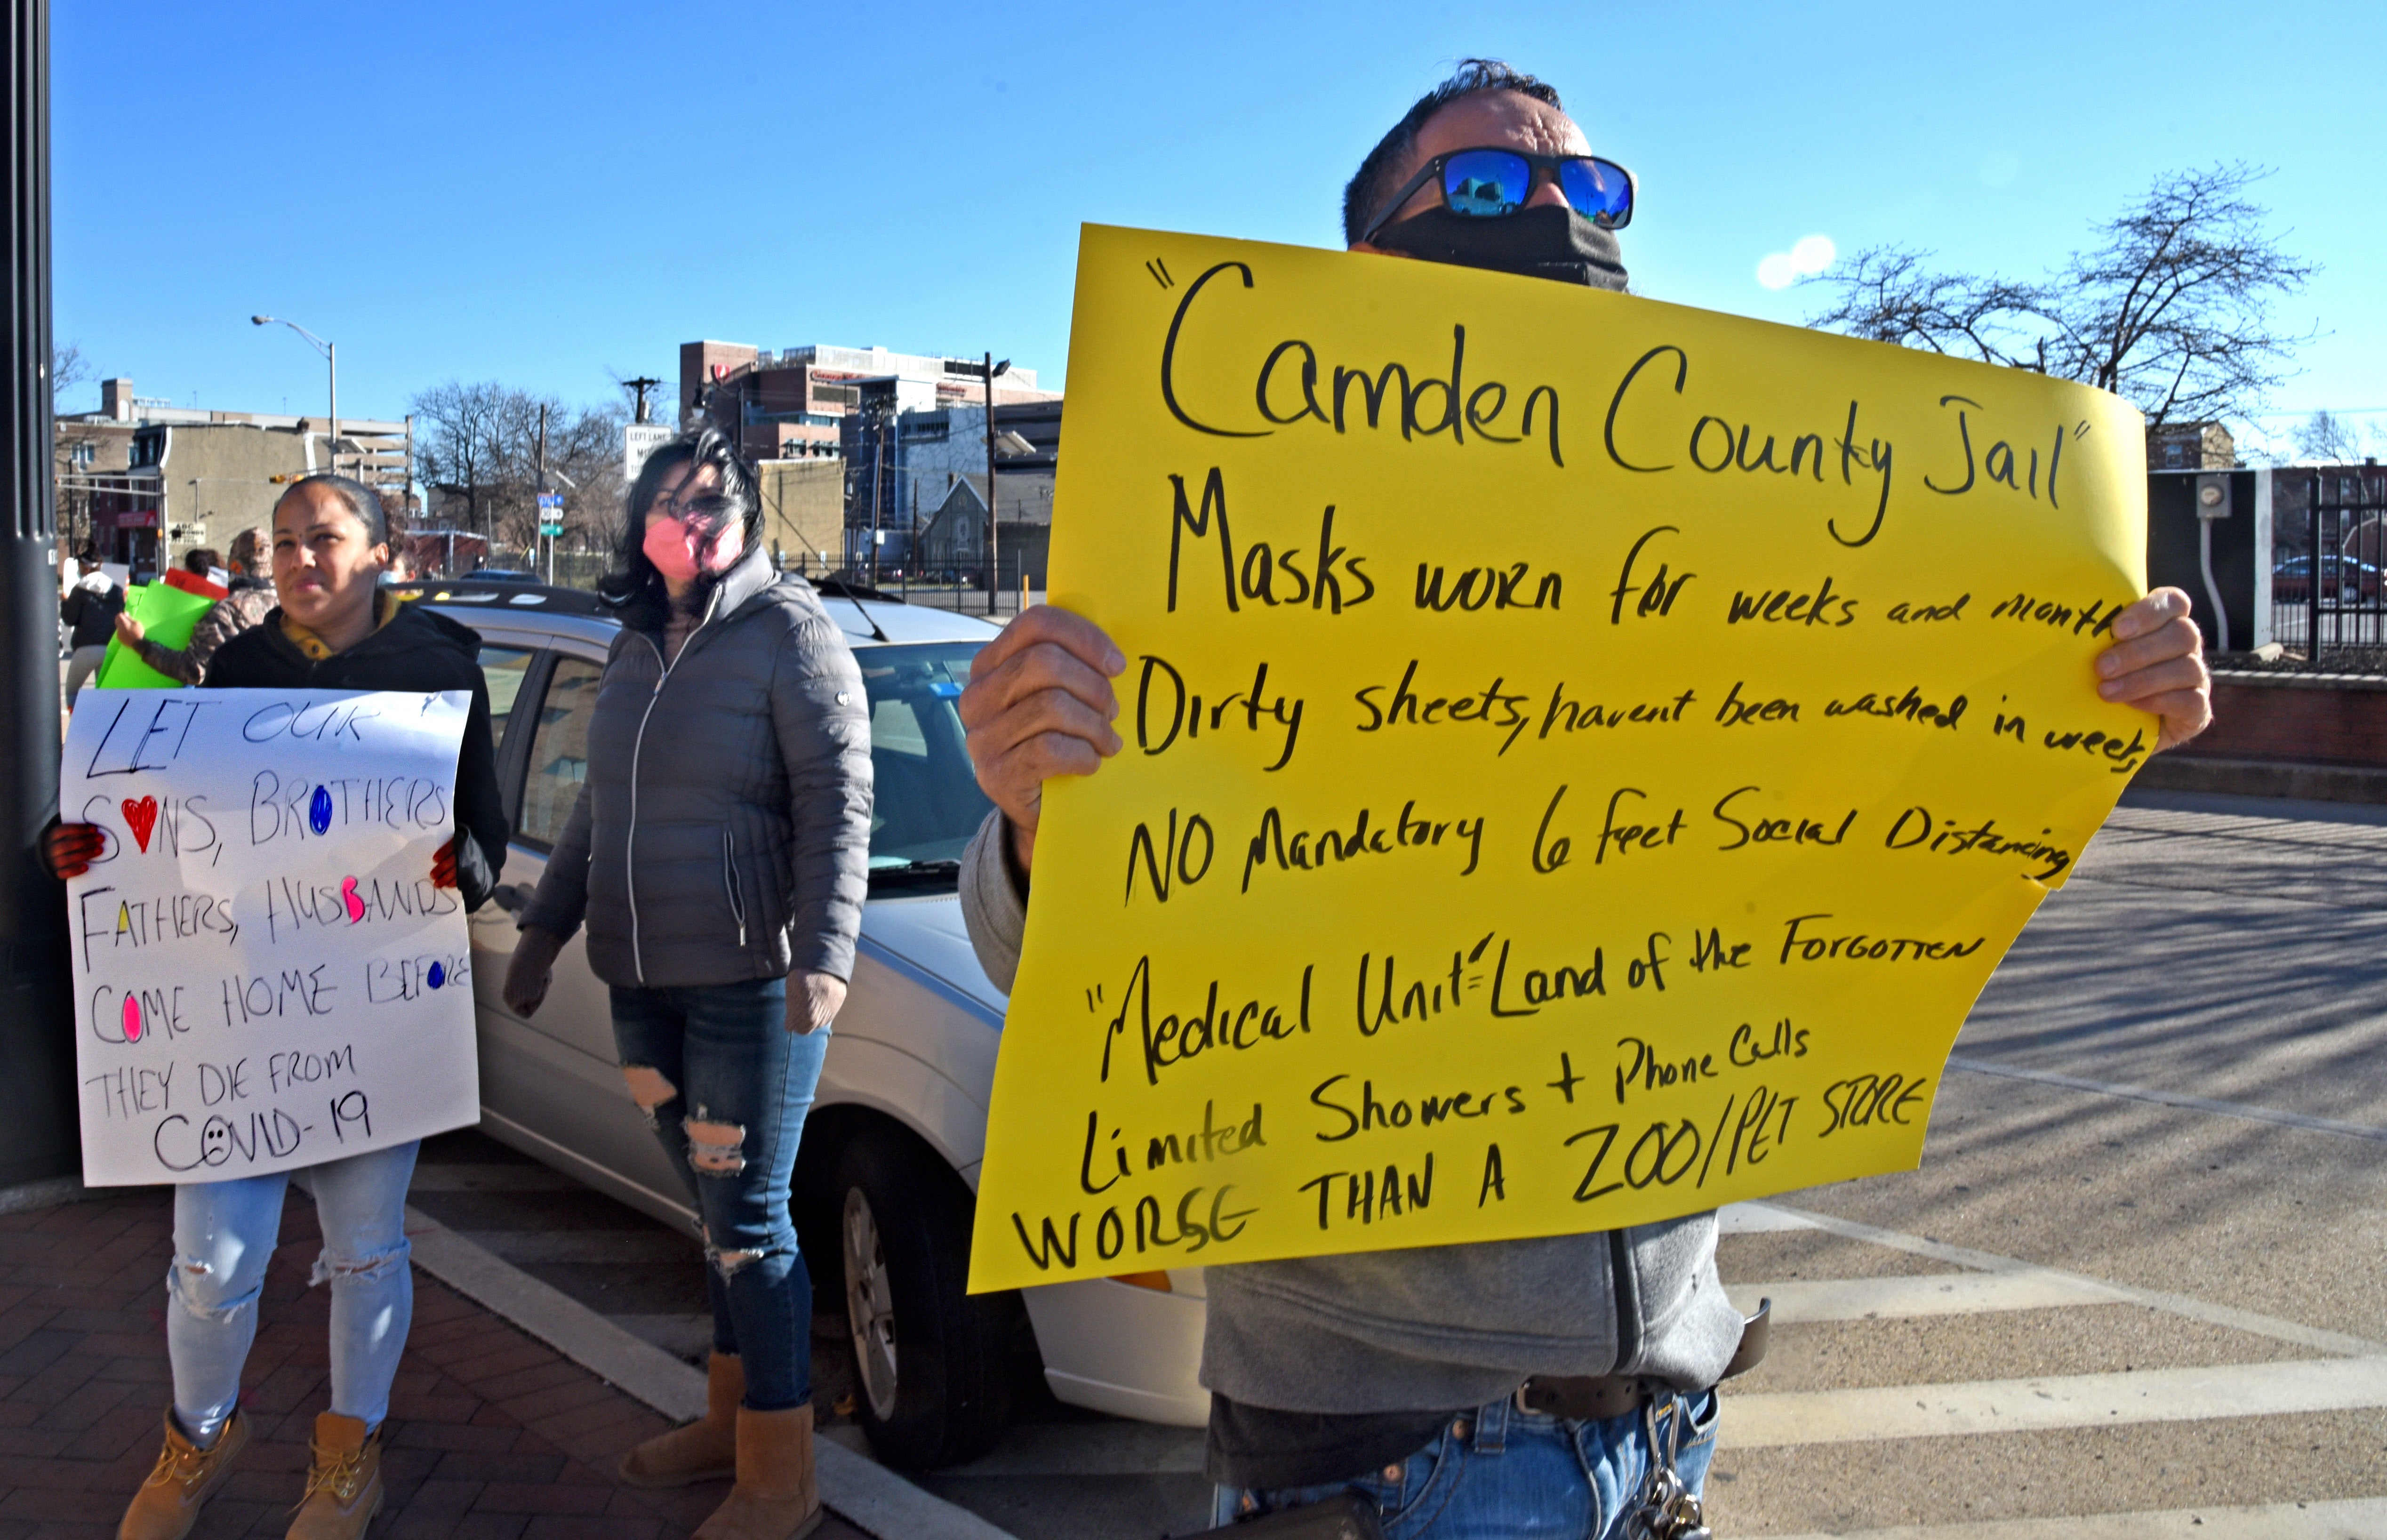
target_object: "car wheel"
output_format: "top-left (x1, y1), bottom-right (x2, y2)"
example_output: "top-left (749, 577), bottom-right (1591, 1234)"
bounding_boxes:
top-left (831, 1127), bottom-right (1014, 1468)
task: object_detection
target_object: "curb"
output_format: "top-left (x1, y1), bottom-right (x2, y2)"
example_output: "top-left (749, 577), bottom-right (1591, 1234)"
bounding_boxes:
top-left (2134, 753), bottom-right (2387, 805)
top-left (399, 1204), bottom-right (1020, 1540)
top-left (0, 1175), bottom-right (94, 1217)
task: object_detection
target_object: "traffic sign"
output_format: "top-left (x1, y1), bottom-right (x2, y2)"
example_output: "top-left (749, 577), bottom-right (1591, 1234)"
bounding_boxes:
top-left (624, 424), bottom-right (669, 485)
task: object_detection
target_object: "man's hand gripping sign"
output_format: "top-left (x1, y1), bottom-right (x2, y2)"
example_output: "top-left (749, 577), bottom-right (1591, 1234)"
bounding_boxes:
top-left (967, 225), bottom-right (2188, 1291)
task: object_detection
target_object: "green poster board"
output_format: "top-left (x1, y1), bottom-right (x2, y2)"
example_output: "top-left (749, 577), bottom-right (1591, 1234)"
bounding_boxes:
top-left (92, 583), bottom-right (218, 690)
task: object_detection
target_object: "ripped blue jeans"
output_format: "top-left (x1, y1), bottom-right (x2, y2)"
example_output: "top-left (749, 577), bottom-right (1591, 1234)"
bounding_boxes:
top-left (168, 1140), bottom-right (419, 1445)
top-left (611, 977), bottom-right (827, 1412)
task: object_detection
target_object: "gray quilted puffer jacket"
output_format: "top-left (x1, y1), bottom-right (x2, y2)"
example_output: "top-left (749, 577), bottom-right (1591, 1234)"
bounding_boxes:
top-left (520, 550), bottom-right (873, 987)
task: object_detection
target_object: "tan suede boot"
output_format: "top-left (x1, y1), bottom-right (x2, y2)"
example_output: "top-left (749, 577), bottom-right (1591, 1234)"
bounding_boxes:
top-left (120, 1410), bottom-right (249, 1540)
top-left (285, 1412), bottom-right (382, 1540)
top-left (692, 1404), bottom-right (823, 1540)
top-left (620, 1351), bottom-right (743, 1486)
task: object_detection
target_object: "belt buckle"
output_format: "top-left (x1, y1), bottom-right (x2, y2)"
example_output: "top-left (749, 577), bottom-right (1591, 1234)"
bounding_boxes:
top-left (1512, 1379), bottom-right (1539, 1416)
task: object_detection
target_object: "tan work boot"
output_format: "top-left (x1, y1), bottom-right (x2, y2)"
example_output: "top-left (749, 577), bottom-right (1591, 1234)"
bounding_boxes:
top-left (620, 1351), bottom-right (743, 1486)
top-left (120, 1410), bottom-right (250, 1540)
top-left (285, 1412), bottom-right (382, 1540)
top-left (692, 1404), bottom-right (823, 1540)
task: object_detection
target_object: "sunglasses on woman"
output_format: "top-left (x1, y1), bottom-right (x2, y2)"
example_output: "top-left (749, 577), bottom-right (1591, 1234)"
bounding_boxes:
top-left (1358, 147), bottom-right (1636, 245)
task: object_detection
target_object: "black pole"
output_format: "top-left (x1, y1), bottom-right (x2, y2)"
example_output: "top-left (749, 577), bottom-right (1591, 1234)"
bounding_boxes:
top-left (0, 0), bottom-right (76, 1190)
top-left (2307, 468), bottom-right (2322, 655)
top-left (984, 353), bottom-right (997, 616)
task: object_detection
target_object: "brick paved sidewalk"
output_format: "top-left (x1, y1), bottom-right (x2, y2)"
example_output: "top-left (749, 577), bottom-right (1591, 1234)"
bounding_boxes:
top-left (0, 1187), bottom-right (869, 1540)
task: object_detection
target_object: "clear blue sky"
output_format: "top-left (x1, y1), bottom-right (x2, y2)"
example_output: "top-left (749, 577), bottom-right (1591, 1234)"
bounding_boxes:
top-left (56, 0), bottom-right (2383, 441)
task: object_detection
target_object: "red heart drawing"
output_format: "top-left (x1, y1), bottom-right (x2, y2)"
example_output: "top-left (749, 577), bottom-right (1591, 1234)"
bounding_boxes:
top-left (121, 796), bottom-right (160, 854)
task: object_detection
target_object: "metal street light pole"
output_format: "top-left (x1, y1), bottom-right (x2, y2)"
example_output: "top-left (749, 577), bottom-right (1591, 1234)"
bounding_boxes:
top-left (544, 463), bottom-right (578, 587)
top-left (0, 0), bottom-right (78, 1188)
top-left (251, 316), bottom-right (335, 476)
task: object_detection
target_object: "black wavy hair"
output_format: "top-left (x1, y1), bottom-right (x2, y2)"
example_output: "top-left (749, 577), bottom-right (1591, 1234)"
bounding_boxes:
top-left (1341, 59), bottom-right (1565, 247)
top-left (597, 425), bottom-right (762, 631)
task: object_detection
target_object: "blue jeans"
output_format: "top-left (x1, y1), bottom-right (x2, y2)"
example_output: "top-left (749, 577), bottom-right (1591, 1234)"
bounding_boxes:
top-left (1212, 1388), bottom-right (1720, 1540)
top-left (168, 1140), bottom-right (420, 1445)
top-left (611, 977), bottom-right (827, 1412)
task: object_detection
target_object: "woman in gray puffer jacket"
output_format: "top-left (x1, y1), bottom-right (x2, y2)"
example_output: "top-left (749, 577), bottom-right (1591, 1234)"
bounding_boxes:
top-left (503, 427), bottom-right (870, 1540)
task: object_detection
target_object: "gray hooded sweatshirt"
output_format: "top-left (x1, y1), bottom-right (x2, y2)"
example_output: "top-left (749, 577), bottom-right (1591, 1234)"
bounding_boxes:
top-left (958, 809), bottom-right (1746, 1421)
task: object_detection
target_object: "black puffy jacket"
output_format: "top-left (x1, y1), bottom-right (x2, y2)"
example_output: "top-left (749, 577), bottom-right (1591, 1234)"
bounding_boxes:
top-left (205, 599), bottom-right (509, 912)
top-left (519, 551), bottom-right (873, 987)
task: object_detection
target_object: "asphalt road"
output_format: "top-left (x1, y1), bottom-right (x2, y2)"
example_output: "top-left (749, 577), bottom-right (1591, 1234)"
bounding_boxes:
top-left (411, 786), bottom-right (2387, 1540)
top-left (1706, 786), bottom-right (2387, 1537)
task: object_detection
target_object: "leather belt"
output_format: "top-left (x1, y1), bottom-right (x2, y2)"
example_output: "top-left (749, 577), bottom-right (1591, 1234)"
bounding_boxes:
top-left (1515, 1298), bottom-right (1770, 1422)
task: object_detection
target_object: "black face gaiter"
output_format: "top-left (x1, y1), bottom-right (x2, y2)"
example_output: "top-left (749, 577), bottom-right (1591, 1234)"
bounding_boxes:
top-left (1370, 204), bottom-right (1629, 291)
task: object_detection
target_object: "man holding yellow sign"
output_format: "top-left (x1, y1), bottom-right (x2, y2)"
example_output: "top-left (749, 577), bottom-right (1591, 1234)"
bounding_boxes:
top-left (958, 61), bottom-right (2211, 1540)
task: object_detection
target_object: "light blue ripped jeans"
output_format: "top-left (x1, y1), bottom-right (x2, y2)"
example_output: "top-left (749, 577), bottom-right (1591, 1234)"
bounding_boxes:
top-left (167, 1140), bottom-right (419, 1446)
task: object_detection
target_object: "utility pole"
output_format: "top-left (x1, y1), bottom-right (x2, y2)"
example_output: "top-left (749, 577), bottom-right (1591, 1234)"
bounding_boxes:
top-left (535, 401), bottom-right (547, 582)
top-left (867, 397), bottom-right (883, 586)
top-left (624, 376), bottom-right (662, 425)
top-left (983, 353), bottom-right (997, 616)
top-left (0, 0), bottom-right (78, 1188)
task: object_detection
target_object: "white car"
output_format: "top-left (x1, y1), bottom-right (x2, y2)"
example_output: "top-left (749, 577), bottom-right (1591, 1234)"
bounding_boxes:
top-left (407, 578), bottom-right (1209, 1468)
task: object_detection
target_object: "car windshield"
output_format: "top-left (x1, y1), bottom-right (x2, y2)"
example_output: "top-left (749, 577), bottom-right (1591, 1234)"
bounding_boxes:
top-left (857, 642), bottom-right (993, 892)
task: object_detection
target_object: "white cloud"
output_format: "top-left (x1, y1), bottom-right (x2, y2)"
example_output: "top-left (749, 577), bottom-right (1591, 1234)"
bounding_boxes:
top-left (1755, 234), bottom-right (1836, 291)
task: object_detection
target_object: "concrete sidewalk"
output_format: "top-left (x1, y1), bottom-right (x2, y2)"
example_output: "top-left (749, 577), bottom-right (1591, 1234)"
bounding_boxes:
top-left (0, 1185), bottom-right (875, 1540)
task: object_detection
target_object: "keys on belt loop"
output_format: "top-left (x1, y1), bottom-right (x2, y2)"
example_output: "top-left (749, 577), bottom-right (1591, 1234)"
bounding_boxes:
top-left (1622, 1395), bottom-right (1712, 1540)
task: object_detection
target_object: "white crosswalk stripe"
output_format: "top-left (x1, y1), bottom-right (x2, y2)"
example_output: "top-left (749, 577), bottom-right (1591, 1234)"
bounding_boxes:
top-left (1721, 1356), bottom-right (2387, 1446)
top-left (1706, 1196), bottom-right (2387, 1533)
top-left (1764, 1497), bottom-right (2387, 1539)
top-left (1723, 1269), bottom-right (2127, 1322)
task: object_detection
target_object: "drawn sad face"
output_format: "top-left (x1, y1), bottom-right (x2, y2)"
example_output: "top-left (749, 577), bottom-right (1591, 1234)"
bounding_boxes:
top-left (199, 1116), bottom-right (233, 1167)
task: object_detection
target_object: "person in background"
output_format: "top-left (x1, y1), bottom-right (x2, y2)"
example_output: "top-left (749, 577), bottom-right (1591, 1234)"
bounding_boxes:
top-left (502, 426), bottom-right (872, 1540)
top-left (47, 473), bottom-right (508, 1540)
top-left (114, 542), bottom-right (279, 686)
top-left (160, 547), bottom-right (228, 602)
top-left (950, 60), bottom-right (2219, 1540)
top-left (223, 527), bottom-right (268, 588)
top-left (58, 564), bottom-right (122, 704)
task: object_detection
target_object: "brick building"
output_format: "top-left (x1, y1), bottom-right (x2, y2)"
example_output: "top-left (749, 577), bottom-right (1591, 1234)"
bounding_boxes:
top-left (678, 340), bottom-right (1056, 466)
top-left (57, 377), bottom-right (410, 577)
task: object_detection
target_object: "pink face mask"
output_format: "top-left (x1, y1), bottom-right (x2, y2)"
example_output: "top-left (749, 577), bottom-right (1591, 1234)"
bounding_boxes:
top-left (642, 508), bottom-right (745, 584)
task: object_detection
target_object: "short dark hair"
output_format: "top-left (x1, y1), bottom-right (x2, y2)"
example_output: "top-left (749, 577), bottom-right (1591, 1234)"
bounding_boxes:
top-left (182, 547), bottom-right (220, 575)
top-left (277, 473), bottom-right (389, 546)
top-left (598, 425), bottom-right (762, 629)
top-left (1341, 59), bottom-right (1564, 247)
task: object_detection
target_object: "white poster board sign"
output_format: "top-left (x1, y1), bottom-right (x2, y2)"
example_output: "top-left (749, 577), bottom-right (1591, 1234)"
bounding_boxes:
top-left (624, 423), bottom-right (670, 486)
top-left (62, 689), bottom-right (481, 1185)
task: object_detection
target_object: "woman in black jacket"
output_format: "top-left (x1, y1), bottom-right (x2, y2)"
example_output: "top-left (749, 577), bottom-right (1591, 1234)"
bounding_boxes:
top-left (502, 428), bottom-right (870, 1540)
top-left (49, 475), bottom-right (505, 1540)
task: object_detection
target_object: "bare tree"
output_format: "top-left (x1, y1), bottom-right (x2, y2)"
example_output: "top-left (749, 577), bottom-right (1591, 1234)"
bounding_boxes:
top-left (50, 342), bottom-right (89, 406)
top-left (410, 381), bottom-right (505, 541)
top-left (2296, 409), bottom-right (2365, 464)
top-left (411, 380), bottom-right (626, 569)
top-left (1805, 164), bottom-right (2318, 428)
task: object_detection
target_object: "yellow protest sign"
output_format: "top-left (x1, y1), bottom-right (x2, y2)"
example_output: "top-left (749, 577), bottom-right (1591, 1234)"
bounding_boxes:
top-left (967, 225), bottom-right (2148, 1293)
